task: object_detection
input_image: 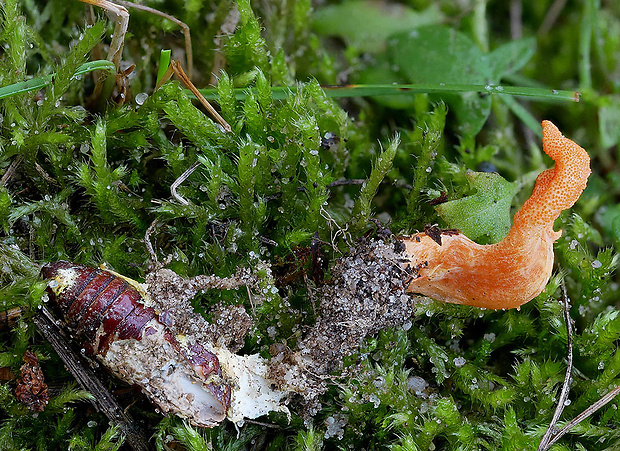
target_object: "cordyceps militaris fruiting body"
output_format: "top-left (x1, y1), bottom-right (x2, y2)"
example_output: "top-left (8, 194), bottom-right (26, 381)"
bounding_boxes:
top-left (403, 121), bottom-right (591, 309)
top-left (41, 261), bottom-right (289, 427)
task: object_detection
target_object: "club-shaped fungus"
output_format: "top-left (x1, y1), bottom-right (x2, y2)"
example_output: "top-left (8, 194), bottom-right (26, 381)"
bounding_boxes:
top-left (403, 121), bottom-right (591, 309)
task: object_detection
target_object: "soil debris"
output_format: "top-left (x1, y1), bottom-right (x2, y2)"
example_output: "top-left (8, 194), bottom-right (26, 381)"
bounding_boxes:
top-left (269, 237), bottom-right (421, 412)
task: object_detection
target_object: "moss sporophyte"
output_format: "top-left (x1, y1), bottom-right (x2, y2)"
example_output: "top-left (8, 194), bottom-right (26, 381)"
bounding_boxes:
top-left (403, 121), bottom-right (591, 309)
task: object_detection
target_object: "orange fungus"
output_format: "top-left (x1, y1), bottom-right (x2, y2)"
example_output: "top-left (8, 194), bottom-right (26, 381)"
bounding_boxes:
top-left (403, 121), bottom-right (591, 309)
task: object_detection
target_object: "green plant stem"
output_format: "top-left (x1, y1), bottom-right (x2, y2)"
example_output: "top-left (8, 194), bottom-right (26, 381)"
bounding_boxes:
top-left (499, 95), bottom-right (543, 138)
top-left (198, 83), bottom-right (580, 103)
top-left (579, 0), bottom-right (597, 90)
top-left (473, 0), bottom-right (489, 52)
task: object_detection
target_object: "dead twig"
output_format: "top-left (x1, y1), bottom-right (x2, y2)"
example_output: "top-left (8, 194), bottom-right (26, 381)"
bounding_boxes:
top-left (538, 282), bottom-right (574, 450)
top-left (144, 219), bottom-right (172, 272)
top-left (79, 0), bottom-right (129, 69)
top-left (538, 0), bottom-right (568, 36)
top-left (0, 307), bottom-right (24, 331)
top-left (538, 283), bottom-right (620, 450)
top-left (33, 306), bottom-right (150, 451)
top-left (79, 0), bottom-right (130, 107)
top-left (210, 3), bottom-right (240, 85)
top-left (158, 60), bottom-right (231, 133)
top-left (510, 0), bottom-right (522, 40)
top-left (144, 218), bottom-right (160, 266)
top-left (0, 154), bottom-right (24, 187)
top-left (170, 160), bottom-right (201, 205)
top-left (115, 0), bottom-right (193, 77)
top-left (327, 178), bottom-right (413, 191)
top-left (327, 178), bottom-right (366, 188)
top-left (34, 162), bottom-right (57, 185)
top-left (547, 386), bottom-right (620, 448)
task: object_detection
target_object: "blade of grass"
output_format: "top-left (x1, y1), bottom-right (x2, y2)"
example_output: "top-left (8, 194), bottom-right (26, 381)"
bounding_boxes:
top-left (0, 60), bottom-right (115, 100)
top-left (198, 83), bottom-right (580, 103)
top-left (499, 94), bottom-right (543, 138)
top-left (579, 0), bottom-right (596, 90)
top-left (156, 49), bottom-right (172, 89)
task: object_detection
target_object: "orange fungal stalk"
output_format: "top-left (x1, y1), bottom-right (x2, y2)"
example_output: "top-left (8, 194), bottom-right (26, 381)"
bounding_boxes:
top-left (403, 121), bottom-right (591, 309)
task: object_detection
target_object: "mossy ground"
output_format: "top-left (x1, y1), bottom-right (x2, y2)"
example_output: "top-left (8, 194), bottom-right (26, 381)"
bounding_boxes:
top-left (2, 0), bottom-right (620, 450)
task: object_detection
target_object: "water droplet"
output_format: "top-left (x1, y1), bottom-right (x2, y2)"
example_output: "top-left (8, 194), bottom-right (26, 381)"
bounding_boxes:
top-left (483, 333), bottom-right (496, 343)
top-left (136, 92), bottom-right (149, 105)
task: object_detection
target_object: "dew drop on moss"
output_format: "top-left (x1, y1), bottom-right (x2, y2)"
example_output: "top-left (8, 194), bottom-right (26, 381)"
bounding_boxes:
top-left (135, 92), bottom-right (148, 105)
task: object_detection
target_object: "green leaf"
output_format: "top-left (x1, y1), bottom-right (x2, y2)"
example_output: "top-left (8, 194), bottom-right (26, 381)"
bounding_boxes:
top-left (435, 172), bottom-right (519, 243)
top-left (388, 26), bottom-right (489, 85)
top-left (448, 92), bottom-right (492, 137)
top-left (0, 60), bottom-right (114, 100)
top-left (354, 56), bottom-right (415, 109)
top-left (387, 26), bottom-right (491, 136)
top-left (387, 27), bottom-right (536, 136)
top-left (486, 37), bottom-right (536, 80)
top-left (312, 0), bottom-right (442, 52)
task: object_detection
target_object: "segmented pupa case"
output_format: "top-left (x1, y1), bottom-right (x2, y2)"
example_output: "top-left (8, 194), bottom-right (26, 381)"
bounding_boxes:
top-left (41, 261), bottom-right (231, 427)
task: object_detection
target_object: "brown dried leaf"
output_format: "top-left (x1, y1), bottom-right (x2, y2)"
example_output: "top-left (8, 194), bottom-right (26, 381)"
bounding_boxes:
top-left (15, 351), bottom-right (49, 412)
